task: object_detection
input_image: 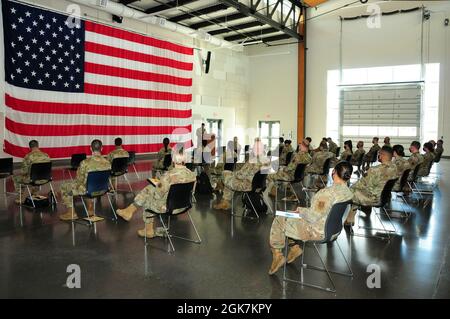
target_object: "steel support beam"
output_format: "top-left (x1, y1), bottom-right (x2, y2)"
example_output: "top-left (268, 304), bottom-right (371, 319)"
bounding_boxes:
top-left (145, 0), bottom-right (198, 15)
top-left (220, 0), bottom-right (302, 40)
top-left (168, 3), bottom-right (229, 23)
top-left (189, 12), bottom-right (247, 29)
top-left (224, 27), bottom-right (278, 41)
top-left (208, 21), bottom-right (264, 35)
top-left (119, 0), bottom-right (137, 5)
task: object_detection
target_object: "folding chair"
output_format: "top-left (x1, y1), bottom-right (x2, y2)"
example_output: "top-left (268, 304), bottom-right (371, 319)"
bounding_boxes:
top-left (345, 155), bottom-right (352, 162)
top-left (244, 144), bottom-right (250, 162)
top-left (67, 153), bottom-right (86, 180)
top-left (144, 182), bottom-right (200, 253)
top-left (283, 201), bottom-right (353, 293)
top-left (72, 170), bottom-right (117, 225)
top-left (0, 158), bottom-right (16, 195)
top-left (275, 163), bottom-right (309, 206)
top-left (368, 151), bottom-right (378, 167)
top-left (127, 151), bottom-right (139, 178)
top-left (351, 178), bottom-right (399, 241)
top-left (223, 162), bottom-right (235, 171)
top-left (285, 151), bottom-right (294, 165)
top-left (110, 157), bottom-right (133, 193)
top-left (389, 169), bottom-right (412, 219)
top-left (230, 171), bottom-right (273, 219)
top-left (19, 162), bottom-right (57, 208)
top-left (306, 158), bottom-right (331, 189)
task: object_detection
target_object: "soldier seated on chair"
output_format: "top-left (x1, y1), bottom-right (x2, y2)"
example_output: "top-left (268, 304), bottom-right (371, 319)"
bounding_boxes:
top-left (107, 137), bottom-right (129, 163)
top-left (327, 137), bottom-right (338, 155)
top-left (279, 139), bottom-right (294, 166)
top-left (344, 145), bottom-right (398, 227)
top-left (266, 140), bottom-right (312, 199)
top-left (304, 140), bottom-right (335, 188)
top-left (116, 152), bottom-right (196, 239)
top-left (268, 161), bottom-right (354, 275)
top-left (13, 140), bottom-right (50, 203)
top-left (350, 141), bottom-right (365, 167)
top-left (418, 142), bottom-right (436, 177)
top-left (213, 137), bottom-right (269, 211)
top-left (152, 137), bottom-right (173, 174)
top-left (59, 139), bottom-right (111, 221)
top-left (362, 137), bottom-right (381, 171)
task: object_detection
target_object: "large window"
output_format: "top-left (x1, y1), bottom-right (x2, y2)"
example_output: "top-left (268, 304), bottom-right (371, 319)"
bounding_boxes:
top-left (326, 64), bottom-right (440, 151)
top-left (259, 120), bottom-right (280, 150)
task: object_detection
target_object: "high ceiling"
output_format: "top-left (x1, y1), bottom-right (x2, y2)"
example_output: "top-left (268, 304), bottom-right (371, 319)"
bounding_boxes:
top-left (114, 0), bottom-right (308, 45)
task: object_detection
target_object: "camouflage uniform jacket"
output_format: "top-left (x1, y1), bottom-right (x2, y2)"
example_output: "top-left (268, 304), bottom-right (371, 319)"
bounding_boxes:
top-left (157, 166), bottom-right (197, 195)
top-left (328, 141), bottom-right (338, 155)
top-left (351, 148), bottom-right (366, 165)
top-left (305, 150), bottom-right (335, 174)
top-left (435, 146), bottom-right (443, 161)
top-left (340, 149), bottom-right (353, 161)
top-left (393, 156), bottom-right (410, 190)
top-left (20, 149), bottom-right (50, 176)
top-left (408, 152), bottom-right (424, 177)
top-left (280, 144), bottom-right (294, 165)
top-left (74, 155), bottom-right (111, 193)
top-left (351, 161), bottom-right (398, 203)
top-left (107, 147), bottom-right (129, 163)
top-left (365, 144), bottom-right (381, 159)
top-left (418, 152), bottom-right (435, 177)
top-left (297, 183), bottom-right (354, 238)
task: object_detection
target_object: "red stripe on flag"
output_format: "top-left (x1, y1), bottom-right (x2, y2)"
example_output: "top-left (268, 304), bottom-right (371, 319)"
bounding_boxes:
top-left (5, 94), bottom-right (192, 118)
top-left (85, 21), bottom-right (194, 56)
top-left (4, 140), bottom-right (193, 159)
top-left (85, 42), bottom-right (193, 71)
top-left (84, 83), bottom-right (192, 102)
top-left (6, 118), bottom-right (192, 136)
top-left (85, 62), bottom-right (192, 87)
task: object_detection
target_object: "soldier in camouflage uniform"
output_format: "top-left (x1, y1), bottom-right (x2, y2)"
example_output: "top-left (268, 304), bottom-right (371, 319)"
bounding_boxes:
top-left (408, 141), bottom-right (424, 180)
top-left (13, 140), bottom-right (51, 197)
top-left (418, 142), bottom-right (436, 177)
top-left (59, 140), bottom-right (112, 221)
top-left (268, 161), bottom-right (354, 275)
top-left (107, 137), bottom-right (129, 163)
top-left (266, 141), bottom-right (312, 197)
top-left (327, 137), bottom-right (338, 156)
top-left (117, 152), bottom-right (196, 238)
top-left (210, 140), bottom-right (236, 190)
top-left (304, 141), bottom-right (335, 187)
top-left (435, 139), bottom-right (444, 162)
top-left (392, 144), bottom-right (410, 191)
top-left (152, 137), bottom-right (173, 173)
top-left (362, 137), bottom-right (381, 171)
top-left (279, 140), bottom-right (294, 166)
top-left (213, 139), bottom-right (269, 210)
top-left (350, 141), bottom-right (365, 166)
top-left (383, 136), bottom-right (391, 148)
top-left (331, 140), bottom-right (352, 167)
top-left (345, 146), bottom-right (398, 225)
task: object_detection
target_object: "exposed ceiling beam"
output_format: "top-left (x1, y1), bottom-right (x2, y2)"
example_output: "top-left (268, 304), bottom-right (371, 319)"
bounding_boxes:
top-left (208, 21), bottom-right (264, 35)
top-left (220, 0), bottom-right (302, 40)
top-left (168, 3), bottom-right (229, 23)
top-left (259, 33), bottom-right (292, 43)
top-left (224, 27), bottom-right (278, 41)
top-left (189, 12), bottom-right (247, 29)
top-left (144, 0), bottom-right (197, 15)
top-left (118, 0), bottom-right (138, 5)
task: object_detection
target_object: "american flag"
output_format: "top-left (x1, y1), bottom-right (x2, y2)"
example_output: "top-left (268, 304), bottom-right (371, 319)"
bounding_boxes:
top-left (2, 0), bottom-right (193, 158)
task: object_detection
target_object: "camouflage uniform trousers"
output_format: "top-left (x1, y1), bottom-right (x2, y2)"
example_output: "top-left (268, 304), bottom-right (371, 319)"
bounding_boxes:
top-left (346, 189), bottom-right (376, 223)
top-left (60, 181), bottom-right (87, 208)
top-left (13, 175), bottom-right (39, 194)
top-left (134, 185), bottom-right (168, 224)
top-left (270, 216), bottom-right (323, 249)
top-left (222, 171), bottom-right (252, 202)
top-left (266, 168), bottom-right (294, 194)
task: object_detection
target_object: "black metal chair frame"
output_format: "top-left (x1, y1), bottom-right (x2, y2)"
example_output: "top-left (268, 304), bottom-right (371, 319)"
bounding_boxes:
top-left (388, 169), bottom-right (413, 220)
top-left (66, 153), bottom-right (86, 180)
top-left (351, 178), bottom-right (399, 241)
top-left (230, 170), bottom-right (273, 219)
top-left (144, 182), bottom-right (200, 253)
top-left (72, 170), bottom-right (117, 226)
top-left (18, 162), bottom-right (57, 208)
top-left (275, 163), bottom-right (309, 208)
top-left (109, 156), bottom-right (133, 193)
top-left (335, 147), bottom-right (341, 158)
top-left (283, 201), bottom-right (353, 293)
top-left (306, 157), bottom-right (332, 189)
top-left (0, 157), bottom-right (16, 195)
top-left (127, 151), bottom-right (139, 178)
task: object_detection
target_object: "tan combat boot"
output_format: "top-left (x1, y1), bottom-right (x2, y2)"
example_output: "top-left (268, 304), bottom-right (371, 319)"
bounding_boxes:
top-left (287, 244), bottom-right (303, 264)
top-left (117, 204), bottom-right (137, 222)
top-left (86, 200), bottom-right (95, 217)
top-left (269, 248), bottom-right (286, 275)
top-left (137, 223), bottom-right (156, 239)
top-left (213, 199), bottom-right (231, 210)
top-left (269, 186), bottom-right (277, 198)
top-left (59, 209), bottom-right (78, 221)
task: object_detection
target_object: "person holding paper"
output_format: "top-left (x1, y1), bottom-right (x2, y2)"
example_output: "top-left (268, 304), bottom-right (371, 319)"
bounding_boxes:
top-left (268, 161), bottom-right (354, 275)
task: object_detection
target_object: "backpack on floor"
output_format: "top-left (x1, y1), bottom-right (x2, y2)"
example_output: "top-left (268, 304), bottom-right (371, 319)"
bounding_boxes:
top-left (242, 192), bottom-right (268, 214)
top-left (195, 171), bottom-right (213, 195)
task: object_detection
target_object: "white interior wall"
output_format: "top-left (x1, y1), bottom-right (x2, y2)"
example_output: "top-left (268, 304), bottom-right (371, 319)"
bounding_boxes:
top-left (0, 0), bottom-right (249, 158)
top-left (305, 0), bottom-right (450, 155)
top-left (245, 43), bottom-right (298, 145)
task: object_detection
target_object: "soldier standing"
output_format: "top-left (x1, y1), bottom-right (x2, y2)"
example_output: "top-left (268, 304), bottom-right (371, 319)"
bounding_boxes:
top-left (345, 146), bottom-right (398, 226)
top-left (13, 140), bottom-right (50, 201)
top-left (116, 152), bottom-right (196, 238)
top-left (268, 161), bottom-right (354, 275)
top-left (59, 140), bottom-right (111, 221)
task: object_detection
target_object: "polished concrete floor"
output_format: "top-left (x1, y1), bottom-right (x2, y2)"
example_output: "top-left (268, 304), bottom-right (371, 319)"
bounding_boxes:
top-left (0, 159), bottom-right (449, 299)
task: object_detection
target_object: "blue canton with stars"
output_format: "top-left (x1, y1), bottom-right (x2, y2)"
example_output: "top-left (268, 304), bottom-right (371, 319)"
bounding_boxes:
top-left (2, 0), bottom-right (85, 92)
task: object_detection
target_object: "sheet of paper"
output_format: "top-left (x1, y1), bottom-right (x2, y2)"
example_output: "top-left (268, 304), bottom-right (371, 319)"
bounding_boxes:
top-left (275, 210), bottom-right (301, 219)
